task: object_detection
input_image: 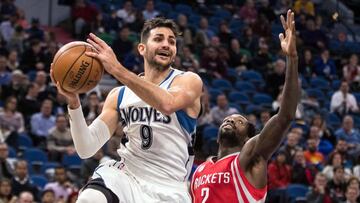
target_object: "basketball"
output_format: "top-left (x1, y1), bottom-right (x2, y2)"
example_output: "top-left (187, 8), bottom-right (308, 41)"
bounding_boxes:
top-left (52, 41), bottom-right (104, 94)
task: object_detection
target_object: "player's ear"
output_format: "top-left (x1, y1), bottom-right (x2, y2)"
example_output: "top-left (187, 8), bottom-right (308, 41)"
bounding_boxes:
top-left (138, 43), bottom-right (145, 56)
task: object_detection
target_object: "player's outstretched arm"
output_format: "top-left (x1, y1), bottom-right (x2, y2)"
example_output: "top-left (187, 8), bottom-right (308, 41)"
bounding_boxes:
top-left (51, 64), bottom-right (120, 159)
top-left (68, 88), bottom-right (120, 158)
top-left (85, 33), bottom-right (203, 116)
top-left (244, 10), bottom-right (299, 161)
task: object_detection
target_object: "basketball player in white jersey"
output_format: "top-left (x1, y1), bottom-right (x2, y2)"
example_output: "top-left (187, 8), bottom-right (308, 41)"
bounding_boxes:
top-left (50, 18), bottom-right (202, 202)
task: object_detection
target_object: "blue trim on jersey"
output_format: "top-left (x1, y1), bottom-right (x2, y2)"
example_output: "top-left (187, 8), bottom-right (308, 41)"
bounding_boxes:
top-left (159, 69), bottom-right (175, 86)
top-left (117, 86), bottom-right (125, 112)
top-left (167, 72), bottom-right (184, 89)
top-left (175, 110), bottom-right (196, 134)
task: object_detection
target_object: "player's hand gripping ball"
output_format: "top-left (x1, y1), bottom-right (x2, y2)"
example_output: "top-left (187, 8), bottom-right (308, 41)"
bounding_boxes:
top-left (52, 41), bottom-right (104, 94)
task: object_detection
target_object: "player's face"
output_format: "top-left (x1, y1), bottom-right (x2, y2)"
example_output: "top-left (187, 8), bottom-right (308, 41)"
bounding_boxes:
top-left (218, 114), bottom-right (248, 147)
top-left (140, 27), bottom-right (177, 71)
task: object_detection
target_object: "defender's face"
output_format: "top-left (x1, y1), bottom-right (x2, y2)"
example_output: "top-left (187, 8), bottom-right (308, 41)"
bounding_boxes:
top-left (218, 114), bottom-right (248, 144)
top-left (139, 27), bottom-right (177, 71)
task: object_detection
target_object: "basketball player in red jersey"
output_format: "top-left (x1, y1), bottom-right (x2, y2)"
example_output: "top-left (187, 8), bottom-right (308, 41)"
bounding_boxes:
top-left (191, 10), bottom-right (299, 203)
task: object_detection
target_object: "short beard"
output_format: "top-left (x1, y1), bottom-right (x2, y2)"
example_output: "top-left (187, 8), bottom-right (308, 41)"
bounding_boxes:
top-left (219, 128), bottom-right (241, 148)
top-left (148, 57), bottom-right (171, 71)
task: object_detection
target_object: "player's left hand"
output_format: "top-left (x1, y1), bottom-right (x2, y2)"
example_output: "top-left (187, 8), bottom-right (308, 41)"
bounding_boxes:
top-left (279, 10), bottom-right (297, 57)
top-left (86, 33), bottom-right (122, 75)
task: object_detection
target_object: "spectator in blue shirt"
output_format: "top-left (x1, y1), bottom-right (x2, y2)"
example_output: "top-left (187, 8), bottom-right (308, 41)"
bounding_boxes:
top-left (30, 99), bottom-right (56, 147)
top-left (335, 115), bottom-right (360, 159)
top-left (314, 49), bottom-right (337, 80)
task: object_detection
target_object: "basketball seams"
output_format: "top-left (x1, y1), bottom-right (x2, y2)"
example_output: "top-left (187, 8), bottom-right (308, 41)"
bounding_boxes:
top-left (75, 46), bottom-right (94, 92)
top-left (52, 44), bottom-right (86, 82)
top-left (61, 45), bottom-right (88, 91)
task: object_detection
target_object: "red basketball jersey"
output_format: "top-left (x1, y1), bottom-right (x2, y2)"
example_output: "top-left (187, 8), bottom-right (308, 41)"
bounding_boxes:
top-left (190, 153), bottom-right (267, 203)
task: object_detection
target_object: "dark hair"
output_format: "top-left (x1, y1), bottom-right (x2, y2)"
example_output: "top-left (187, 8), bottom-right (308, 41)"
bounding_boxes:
top-left (247, 122), bottom-right (256, 138)
top-left (140, 17), bottom-right (180, 43)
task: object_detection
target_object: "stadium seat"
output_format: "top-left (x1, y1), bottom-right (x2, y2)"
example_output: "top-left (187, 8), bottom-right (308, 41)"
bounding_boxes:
top-left (8, 146), bottom-right (16, 158)
top-left (310, 78), bottom-right (329, 91)
top-left (228, 91), bottom-right (249, 103)
top-left (155, 2), bottom-right (172, 14)
top-left (240, 70), bottom-right (265, 88)
top-left (326, 113), bottom-right (341, 129)
top-left (213, 9), bottom-right (231, 20)
top-left (234, 81), bottom-right (256, 93)
top-left (62, 154), bottom-right (82, 167)
top-left (41, 162), bottom-right (60, 174)
top-left (174, 4), bottom-right (192, 16)
top-left (245, 104), bottom-right (261, 114)
top-left (252, 93), bottom-right (273, 107)
top-left (306, 88), bottom-right (326, 103)
top-left (331, 80), bottom-right (341, 90)
top-left (17, 133), bottom-right (33, 149)
top-left (211, 79), bottom-right (232, 92)
top-left (229, 102), bottom-right (242, 113)
top-left (286, 184), bottom-right (309, 203)
top-left (30, 175), bottom-right (48, 189)
top-left (203, 137), bottom-right (218, 156)
top-left (318, 139), bottom-right (333, 156)
top-left (208, 88), bottom-right (223, 103)
top-left (353, 93), bottom-right (360, 103)
top-left (202, 126), bottom-right (219, 141)
top-left (24, 148), bottom-right (48, 165)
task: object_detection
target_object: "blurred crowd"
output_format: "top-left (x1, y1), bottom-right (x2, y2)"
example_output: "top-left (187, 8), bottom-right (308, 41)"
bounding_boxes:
top-left (0, 0), bottom-right (360, 202)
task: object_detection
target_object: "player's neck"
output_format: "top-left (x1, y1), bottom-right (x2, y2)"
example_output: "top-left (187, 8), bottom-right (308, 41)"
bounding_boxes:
top-left (143, 65), bottom-right (172, 84)
top-left (217, 146), bottom-right (241, 160)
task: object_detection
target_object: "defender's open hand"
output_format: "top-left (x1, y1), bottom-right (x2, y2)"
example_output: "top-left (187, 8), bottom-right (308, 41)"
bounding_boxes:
top-left (279, 10), bottom-right (297, 57)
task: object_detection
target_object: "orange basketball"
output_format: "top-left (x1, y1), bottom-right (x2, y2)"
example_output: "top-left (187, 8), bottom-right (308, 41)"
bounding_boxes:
top-left (52, 41), bottom-right (104, 94)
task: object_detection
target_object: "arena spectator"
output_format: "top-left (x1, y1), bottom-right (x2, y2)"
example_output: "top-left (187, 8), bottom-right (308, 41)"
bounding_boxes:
top-left (44, 166), bottom-right (75, 202)
top-left (327, 166), bottom-right (347, 202)
top-left (210, 94), bottom-right (238, 126)
top-left (11, 160), bottom-right (39, 201)
top-left (322, 151), bottom-right (352, 180)
top-left (142, 0), bottom-right (159, 20)
top-left (47, 114), bottom-right (75, 162)
top-left (0, 142), bottom-right (13, 180)
top-left (0, 178), bottom-right (17, 203)
top-left (331, 81), bottom-right (359, 117)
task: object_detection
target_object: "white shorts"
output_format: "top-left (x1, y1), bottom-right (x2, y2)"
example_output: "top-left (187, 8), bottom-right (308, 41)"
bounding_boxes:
top-left (90, 159), bottom-right (191, 203)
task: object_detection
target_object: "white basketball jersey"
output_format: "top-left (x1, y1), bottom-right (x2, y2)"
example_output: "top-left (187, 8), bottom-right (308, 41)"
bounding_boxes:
top-left (116, 68), bottom-right (196, 182)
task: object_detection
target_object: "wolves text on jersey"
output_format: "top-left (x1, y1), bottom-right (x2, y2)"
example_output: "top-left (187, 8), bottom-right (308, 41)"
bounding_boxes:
top-left (193, 172), bottom-right (231, 190)
top-left (119, 106), bottom-right (171, 126)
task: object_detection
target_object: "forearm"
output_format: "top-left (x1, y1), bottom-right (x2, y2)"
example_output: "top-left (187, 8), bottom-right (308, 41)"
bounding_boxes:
top-left (112, 66), bottom-right (177, 115)
top-left (68, 106), bottom-right (111, 158)
top-left (278, 56), bottom-right (299, 121)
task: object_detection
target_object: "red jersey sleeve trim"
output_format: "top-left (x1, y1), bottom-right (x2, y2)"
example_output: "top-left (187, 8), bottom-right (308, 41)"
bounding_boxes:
top-left (233, 154), bottom-right (267, 201)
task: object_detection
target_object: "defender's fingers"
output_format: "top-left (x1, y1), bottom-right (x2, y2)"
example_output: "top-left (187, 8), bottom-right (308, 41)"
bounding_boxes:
top-left (279, 33), bottom-right (285, 42)
top-left (87, 38), bottom-right (102, 52)
top-left (89, 33), bottom-right (108, 49)
top-left (280, 15), bottom-right (286, 30)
